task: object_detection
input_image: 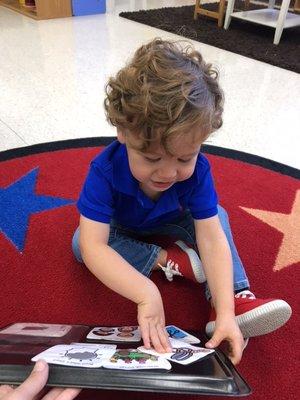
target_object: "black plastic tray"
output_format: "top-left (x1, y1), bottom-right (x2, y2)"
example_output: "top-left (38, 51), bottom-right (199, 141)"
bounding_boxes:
top-left (0, 323), bottom-right (251, 396)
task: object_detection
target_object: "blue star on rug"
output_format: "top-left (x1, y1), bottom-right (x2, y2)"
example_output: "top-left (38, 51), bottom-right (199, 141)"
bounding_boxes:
top-left (0, 168), bottom-right (75, 252)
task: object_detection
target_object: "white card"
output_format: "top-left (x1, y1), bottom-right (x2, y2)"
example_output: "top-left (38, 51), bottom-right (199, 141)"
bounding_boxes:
top-left (166, 325), bottom-right (200, 344)
top-left (31, 344), bottom-right (117, 368)
top-left (138, 338), bottom-right (214, 365)
top-left (0, 323), bottom-right (72, 338)
top-left (102, 348), bottom-right (172, 370)
top-left (86, 326), bottom-right (141, 342)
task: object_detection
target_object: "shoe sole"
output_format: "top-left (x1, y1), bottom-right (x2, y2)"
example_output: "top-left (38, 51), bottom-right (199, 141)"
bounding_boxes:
top-left (175, 240), bottom-right (206, 283)
top-left (243, 338), bottom-right (249, 350)
top-left (206, 300), bottom-right (292, 338)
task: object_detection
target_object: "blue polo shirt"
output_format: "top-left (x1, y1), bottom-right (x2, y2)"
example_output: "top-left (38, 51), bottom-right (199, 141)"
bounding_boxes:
top-left (77, 140), bottom-right (218, 229)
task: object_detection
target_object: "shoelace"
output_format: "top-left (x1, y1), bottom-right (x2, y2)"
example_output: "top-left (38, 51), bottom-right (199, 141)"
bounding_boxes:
top-left (158, 260), bottom-right (183, 282)
top-left (235, 290), bottom-right (256, 299)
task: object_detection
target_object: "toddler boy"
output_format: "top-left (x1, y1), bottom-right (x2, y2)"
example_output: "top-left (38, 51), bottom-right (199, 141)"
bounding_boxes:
top-left (72, 38), bottom-right (291, 364)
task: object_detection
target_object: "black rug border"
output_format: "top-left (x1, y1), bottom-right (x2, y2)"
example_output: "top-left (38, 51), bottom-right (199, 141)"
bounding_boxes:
top-left (0, 137), bottom-right (299, 180)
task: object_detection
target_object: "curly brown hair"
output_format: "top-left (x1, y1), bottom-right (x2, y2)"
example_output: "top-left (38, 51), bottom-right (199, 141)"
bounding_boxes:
top-left (104, 38), bottom-right (224, 152)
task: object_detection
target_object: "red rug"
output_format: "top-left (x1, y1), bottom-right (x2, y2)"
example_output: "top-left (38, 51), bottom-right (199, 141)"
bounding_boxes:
top-left (0, 138), bottom-right (299, 399)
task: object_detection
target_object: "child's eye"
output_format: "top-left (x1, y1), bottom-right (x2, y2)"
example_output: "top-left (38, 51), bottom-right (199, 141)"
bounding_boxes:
top-left (178, 158), bottom-right (192, 163)
top-left (145, 157), bottom-right (161, 163)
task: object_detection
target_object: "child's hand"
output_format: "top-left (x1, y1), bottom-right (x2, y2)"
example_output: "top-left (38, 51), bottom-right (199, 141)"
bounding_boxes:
top-left (137, 291), bottom-right (172, 354)
top-left (205, 315), bottom-right (244, 365)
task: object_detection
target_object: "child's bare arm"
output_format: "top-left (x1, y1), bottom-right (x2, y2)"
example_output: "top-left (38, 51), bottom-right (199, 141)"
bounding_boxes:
top-left (194, 215), bottom-right (244, 364)
top-left (79, 215), bottom-right (171, 353)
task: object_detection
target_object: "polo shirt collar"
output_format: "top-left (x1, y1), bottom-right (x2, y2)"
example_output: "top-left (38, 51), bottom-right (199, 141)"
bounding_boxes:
top-left (112, 144), bottom-right (139, 196)
top-left (111, 143), bottom-right (200, 214)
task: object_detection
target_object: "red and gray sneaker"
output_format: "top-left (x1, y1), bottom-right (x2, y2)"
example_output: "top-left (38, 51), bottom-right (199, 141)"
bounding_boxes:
top-left (158, 240), bottom-right (206, 283)
top-left (205, 290), bottom-right (292, 338)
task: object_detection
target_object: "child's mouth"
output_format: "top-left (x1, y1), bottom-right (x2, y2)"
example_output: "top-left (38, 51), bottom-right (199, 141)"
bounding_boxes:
top-left (151, 180), bottom-right (174, 189)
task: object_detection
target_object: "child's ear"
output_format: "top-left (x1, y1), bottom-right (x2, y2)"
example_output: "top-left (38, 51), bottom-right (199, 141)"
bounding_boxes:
top-left (117, 128), bottom-right (126, 144)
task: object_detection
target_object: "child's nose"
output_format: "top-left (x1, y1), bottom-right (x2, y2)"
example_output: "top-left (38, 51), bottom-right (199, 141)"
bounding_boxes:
top-left (158, 166), bottom-right (177, 181)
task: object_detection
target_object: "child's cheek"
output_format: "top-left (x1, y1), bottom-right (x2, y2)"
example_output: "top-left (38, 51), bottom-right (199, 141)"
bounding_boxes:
top-left (137, 165), bottom-right (152, 181)
top-left (180, 166), bottom-right (195, 181)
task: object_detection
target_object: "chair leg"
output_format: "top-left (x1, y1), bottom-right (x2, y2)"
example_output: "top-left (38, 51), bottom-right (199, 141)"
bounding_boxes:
top-left (218, 0), bottom-right (226, 27)
top-left (244, 0), bottom-right (251, 9)
top-left (224, 0), bottom-right (236, 29)
top-left (268, 0), bottom-right (276, 8)
top-left (273, 0), bottom-right (290, 44)
top-left (194, 0), bottom-right (201, 20)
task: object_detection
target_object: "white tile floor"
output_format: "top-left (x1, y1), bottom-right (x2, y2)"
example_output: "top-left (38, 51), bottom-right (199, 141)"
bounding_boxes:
top-left (0, 1), bottom-right (299, 169)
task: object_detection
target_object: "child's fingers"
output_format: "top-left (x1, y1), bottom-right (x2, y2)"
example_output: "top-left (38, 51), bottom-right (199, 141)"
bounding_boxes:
top-left (228, 336), bottom-right (243, 365)
top-left (156, 326), bottom-right (172, 352)
top-left (149, 324), bottom-right (165, 353)
top-left (140, 320), bottom-right (170, 353)
top-left (205, 331), bottom-right (223, 349)
top-left (150, 325), bottom-right (171, 353)
top-left (139, 322), bottom-right (151, 349)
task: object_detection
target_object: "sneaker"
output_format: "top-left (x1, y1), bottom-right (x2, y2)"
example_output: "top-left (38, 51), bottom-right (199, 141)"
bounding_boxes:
top-left (205, 290), bottom-right (292, 338)
top-left (243, 338), bottom-right (249, 350)
top-left (158, 240), bottom-right (206, 283)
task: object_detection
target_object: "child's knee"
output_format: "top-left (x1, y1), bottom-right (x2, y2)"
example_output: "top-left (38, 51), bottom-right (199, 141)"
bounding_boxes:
top-left (217, 204), bottom-right (229, 220)
top-left (72, 227), bottom-right (83, 263)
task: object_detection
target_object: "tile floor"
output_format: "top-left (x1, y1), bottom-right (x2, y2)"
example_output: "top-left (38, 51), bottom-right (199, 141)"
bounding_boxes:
top-left (0, 1), bottom-right (299, 169)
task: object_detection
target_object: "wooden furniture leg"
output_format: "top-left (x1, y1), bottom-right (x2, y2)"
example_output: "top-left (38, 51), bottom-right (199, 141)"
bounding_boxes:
top-left (194, 0), bottom-right (201, 19)
top-left (194, 0), bottom-right (226, 27)
top-left (218, 0), bottom-right (226, 27)
top-left (244, 0), bottom-right (251, 9)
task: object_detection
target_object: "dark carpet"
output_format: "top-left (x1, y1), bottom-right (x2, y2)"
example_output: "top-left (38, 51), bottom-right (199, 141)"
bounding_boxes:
top-left (119, 1), bottom-right (300, 73)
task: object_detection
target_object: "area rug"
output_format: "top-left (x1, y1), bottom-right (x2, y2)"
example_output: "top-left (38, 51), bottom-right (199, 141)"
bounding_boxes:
top-left (0, 137), bottom-right (299, 400)
top-left (119, 1), bottom-right (300, 73)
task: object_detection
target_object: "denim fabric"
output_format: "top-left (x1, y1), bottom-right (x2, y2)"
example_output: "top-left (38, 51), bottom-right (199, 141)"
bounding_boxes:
top-left (72, 205), bottom-right (250, 299)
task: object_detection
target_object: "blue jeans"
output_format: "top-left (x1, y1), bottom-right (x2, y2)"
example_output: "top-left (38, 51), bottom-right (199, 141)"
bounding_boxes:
top-left (72, 205), bottom-right (250, 299)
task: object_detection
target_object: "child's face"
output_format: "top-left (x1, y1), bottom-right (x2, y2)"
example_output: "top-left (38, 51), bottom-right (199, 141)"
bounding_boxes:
top-left (118, 130), bottom-right (201, 198)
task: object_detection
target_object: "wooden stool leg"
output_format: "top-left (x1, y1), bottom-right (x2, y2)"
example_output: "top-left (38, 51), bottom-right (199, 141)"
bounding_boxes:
top-left (194, 0), bottom-right (201, 20)
top-left (194, 0), bottom-right (228, 27)
top-left (218, 0), bottom-right (226, 27)
top-left (244, 0), bottom-right (251, 10)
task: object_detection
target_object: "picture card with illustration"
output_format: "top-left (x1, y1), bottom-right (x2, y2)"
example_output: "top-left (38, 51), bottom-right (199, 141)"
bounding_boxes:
top-left (86, 326), bottom-right (141, 342)
top-left (0, 323), bottom-right (72, 338)
top-left (31, 343), bottom-right (117, 368)
top-left (138, 338), bottom-right (214, 365)
top-left (166, 325), bottom-right (200, 344)
top-left (102, 348), bottom-right (172, 370)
